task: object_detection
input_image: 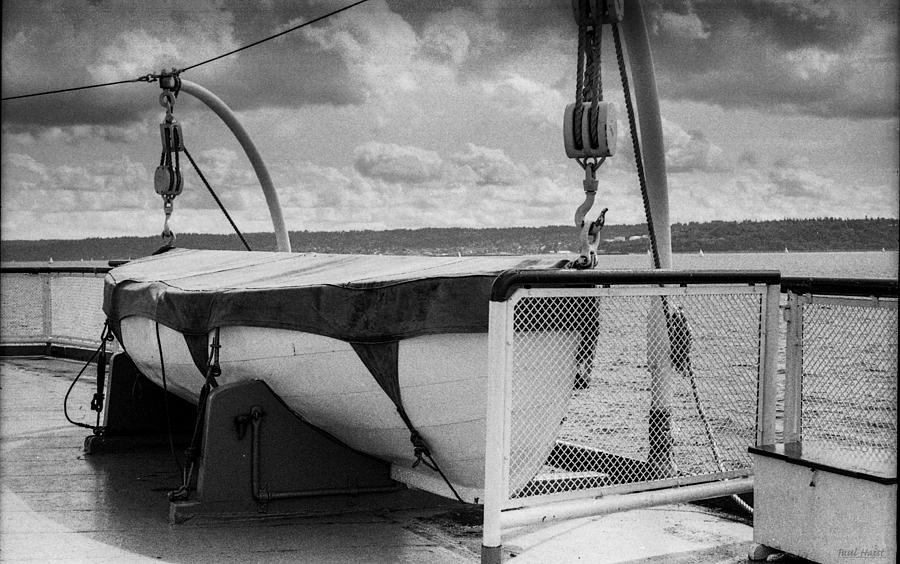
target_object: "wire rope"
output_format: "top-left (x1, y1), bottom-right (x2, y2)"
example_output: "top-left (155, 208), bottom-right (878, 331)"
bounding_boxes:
top-left (1, 0), bottom-right (371, 102)
top-left (183, 147), bottom-right (252, 251)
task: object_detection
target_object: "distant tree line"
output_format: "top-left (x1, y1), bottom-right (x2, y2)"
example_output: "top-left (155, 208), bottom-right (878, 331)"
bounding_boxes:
top-left (1, 218), bottom-right (896, 262)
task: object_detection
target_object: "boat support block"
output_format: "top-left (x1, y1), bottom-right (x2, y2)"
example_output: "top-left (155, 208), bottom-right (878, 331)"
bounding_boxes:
top-left (170, 379), bottom-right (399, 523)
top-left (84, 352), bottom-right (196, 453)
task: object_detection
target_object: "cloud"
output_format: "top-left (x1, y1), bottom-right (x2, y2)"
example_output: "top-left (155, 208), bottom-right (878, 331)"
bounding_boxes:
top-left (5, 0), bottom-right (893, 134)
top-left (648, 0), bottom-right (898, 119)
top-left (2, 123), bottom-right (146, 146)
top-left (666, 152), bottom-right (897, 222)
top-left (662, 120), bottom-right (728, 173)
top-left (353, 141), bottom-right (444, 184)
top-left (653, 11), bottom-right (710, 40)
top-left (766, 158), bottom-right (830, 198)
top-left (421, 17), bottom-right (471, 65)
top-left (449, 143), bottom-right (519, 185)
top-left (1, 152), bottom-right (152, 213)
top-left (0, 0), bottom-right (381, 129)
top-left (300, 0), bottom-right (422, 96)
top-left (481, 72), bottom-right (568, 128)
top-left (1, 0), bottom-right (241, 127)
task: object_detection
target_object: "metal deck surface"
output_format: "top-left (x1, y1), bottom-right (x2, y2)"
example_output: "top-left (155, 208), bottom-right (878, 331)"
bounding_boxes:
top-left (1, 357), bottom-right (785, 563)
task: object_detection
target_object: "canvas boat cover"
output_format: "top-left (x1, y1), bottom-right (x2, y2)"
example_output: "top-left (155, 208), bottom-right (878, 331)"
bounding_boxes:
top-left (104, 248), bottom-right (566, 342)
top-left (104, 249), bottom-right (566, 408)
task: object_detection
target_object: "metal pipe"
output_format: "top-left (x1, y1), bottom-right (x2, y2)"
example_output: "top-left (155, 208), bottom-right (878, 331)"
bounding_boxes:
top-left (499, 477), bottom-right (754, 530)
top-left (482, 300), bottom-right (514, 562)
top-left (620, 0), bottom-right (671, 269)
top-left (782, 292), bottom-right (804, 443)
top-left (757, 284), bottom-right (781, 446)
top-left (177, 79), bottom-right (291, 253)
top-left (248, 407), bottom-right (400, 503)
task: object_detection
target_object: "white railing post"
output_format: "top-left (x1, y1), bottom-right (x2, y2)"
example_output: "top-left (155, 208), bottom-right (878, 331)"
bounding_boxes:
top-left (756, 283), bottom-right (781, 446)
top-left (40, 273), bottom-right (52, 344)
top-left (782, 292), bottom-right (804, 443)
top-left (482, 298), bottom-right (514, 564)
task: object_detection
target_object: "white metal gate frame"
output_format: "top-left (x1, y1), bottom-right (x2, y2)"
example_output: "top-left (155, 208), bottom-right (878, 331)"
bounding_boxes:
top-left (781, 283), bottom-right (898, 465)
top-left (481, 270), bottom-right (781, 563)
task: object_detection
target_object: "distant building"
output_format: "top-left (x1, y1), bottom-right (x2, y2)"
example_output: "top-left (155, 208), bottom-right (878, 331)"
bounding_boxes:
top-left (628, 235), bottom-right (649, 241)
top-left (604, 236), bottom-right (626, 243)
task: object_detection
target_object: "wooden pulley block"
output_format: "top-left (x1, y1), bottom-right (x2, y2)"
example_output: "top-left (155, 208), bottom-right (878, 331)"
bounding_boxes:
top-left (564, 101), bottom-right (617, 159)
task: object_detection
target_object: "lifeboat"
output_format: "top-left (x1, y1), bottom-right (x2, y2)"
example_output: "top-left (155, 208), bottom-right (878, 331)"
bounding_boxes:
top-left (104, 248), bottom-right (578, 501)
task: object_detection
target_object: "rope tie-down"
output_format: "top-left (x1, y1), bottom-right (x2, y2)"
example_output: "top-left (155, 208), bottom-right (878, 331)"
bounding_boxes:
top-left (169, 328), bottom-right (222, 502)
top-left (63, 321), bottom-right (114, 435)
top-left (564, 0), bottom-right (622, 269)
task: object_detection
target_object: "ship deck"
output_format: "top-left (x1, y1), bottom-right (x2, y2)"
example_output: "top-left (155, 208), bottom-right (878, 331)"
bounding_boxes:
top-left (0, 356), bottom-right (802, 563)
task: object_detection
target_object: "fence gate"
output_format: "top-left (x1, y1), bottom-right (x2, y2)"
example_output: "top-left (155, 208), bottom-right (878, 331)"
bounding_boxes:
top-left (481, 270), bottom-right (781, 563)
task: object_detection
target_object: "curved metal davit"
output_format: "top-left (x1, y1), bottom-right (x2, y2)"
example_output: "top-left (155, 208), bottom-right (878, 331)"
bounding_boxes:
top-left (178, 79), bottom-right (291, 253)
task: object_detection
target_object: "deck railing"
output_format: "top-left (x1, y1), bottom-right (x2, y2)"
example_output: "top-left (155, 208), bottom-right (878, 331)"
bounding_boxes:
top-left (480, 271), bottom-right (898, 562)
top-left (0, 265), bottom-right (117, 355)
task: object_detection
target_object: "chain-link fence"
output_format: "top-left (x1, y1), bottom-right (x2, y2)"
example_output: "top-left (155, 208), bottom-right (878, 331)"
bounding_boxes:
top-left (783, 288), bottom-right (897, 476)
top-left (483, 271), bottom-right (780, 541)
top-left (1, 267), bottom-right (113, 350)
top-left (509, 289), bottom-right (769, 501)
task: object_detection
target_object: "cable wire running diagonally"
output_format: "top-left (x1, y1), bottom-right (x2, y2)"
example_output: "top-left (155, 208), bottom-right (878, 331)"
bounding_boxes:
top-left (1, 0), bottom-right (371, 102)
top-left (179, 0), bottom-right (371, 73)
top-left (2, 76), bottom-right (154, 102)
top-left (182, 147), bottom-right (252, 251)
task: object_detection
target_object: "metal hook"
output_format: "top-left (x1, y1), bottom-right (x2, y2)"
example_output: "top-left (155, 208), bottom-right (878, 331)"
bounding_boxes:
top-left (573, 158), bottom-right (605, 227)
top-left (161, 198), bottom-right (176, 245)
top-left (572, 207), bottom-right (608, 269)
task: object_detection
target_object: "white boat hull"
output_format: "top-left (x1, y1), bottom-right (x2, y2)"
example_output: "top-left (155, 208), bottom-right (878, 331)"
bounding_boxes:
top-left (120, 316), bottom-right (578, 502)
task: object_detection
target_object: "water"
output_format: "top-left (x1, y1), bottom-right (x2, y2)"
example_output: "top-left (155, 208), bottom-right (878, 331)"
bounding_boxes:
top-left (588, 250), bottom-right (898, 279)
top-left (5, 251), bottom-right (898, 279)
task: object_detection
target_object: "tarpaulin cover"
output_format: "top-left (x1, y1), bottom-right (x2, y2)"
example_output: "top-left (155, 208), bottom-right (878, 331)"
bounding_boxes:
top-left (103, 249), bottom-right (565, 411)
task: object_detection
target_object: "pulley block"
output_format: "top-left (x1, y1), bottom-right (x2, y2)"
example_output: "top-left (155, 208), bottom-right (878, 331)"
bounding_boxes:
top-left (155, 122), bottom-right (184, 198)
top-left (564, 101), bottom-right (617, 159)
top-left (154, 165), bottom-right (183, 198)
top-left (160, 121), bottom-right (184, 153)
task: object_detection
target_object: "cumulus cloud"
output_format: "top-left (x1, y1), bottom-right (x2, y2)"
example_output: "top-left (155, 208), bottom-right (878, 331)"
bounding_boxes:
top-left (301, 0), bottom-right (423, 96)
top-left (653, 11), bottom-right (710, 40)
top-left (1, 152), bottom-right (152, 214)
top-left (421, 18), bottom-right (471, 65)
top-left (662, 120), bottom-right (728, 173)
top-left (1, 0), bottom-right (241, 127)
top-left (449, 143), bottom-right (519, 185)
top-left (767, 158), bottom-right (831, 198)
top-left (648, 0), bottom-right (898, 119)
top-left (2, 123), bottom-right (146, 146)
top-left (481, 72), bottom-right (569, 128)
top-left (353, 141), bottom-right (444, 184)
top-left (667, 151), bottom-right (896, 223)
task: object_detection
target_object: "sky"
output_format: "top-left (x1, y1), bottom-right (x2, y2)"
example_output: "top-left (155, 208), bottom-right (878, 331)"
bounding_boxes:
top-left (1, 0), bottom-right (897, 241)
